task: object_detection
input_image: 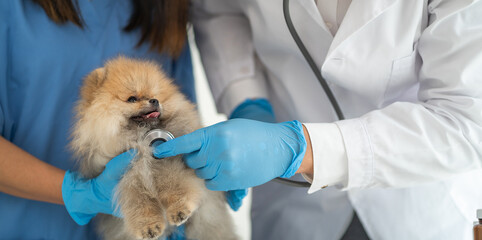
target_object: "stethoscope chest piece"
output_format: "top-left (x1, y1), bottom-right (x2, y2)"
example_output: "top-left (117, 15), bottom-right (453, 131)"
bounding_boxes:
top-left (143, 129), bottom-right (175, 147)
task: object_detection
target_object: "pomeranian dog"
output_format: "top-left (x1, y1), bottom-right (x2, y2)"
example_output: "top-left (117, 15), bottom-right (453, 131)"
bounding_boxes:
top-left (70, 56), bottom-right (238, 240)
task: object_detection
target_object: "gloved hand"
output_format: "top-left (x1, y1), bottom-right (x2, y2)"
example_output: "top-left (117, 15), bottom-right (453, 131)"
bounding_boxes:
top-left (229, 98), bottom-right (276, 123)
top-left (153, 119), bottom-right (307, 191)
top-left (165, 224), bottom-right (185, 240)
top-left (225, 98), bottom-right (276, 210)
top-left (225, 188), bottom-right (248, 211)
top-left (62, 149), bottom-right (137, 225)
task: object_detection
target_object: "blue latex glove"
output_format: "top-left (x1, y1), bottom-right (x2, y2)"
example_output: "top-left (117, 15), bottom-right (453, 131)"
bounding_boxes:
top-left (153, 119), bottom-right (307, 191)
top-left (165, 225), bottom-right (185, 240)
top-left (225, 188), bottom-right (248, 211)
top-left (62, 149), bottom-right (137, 225)
top-left (226, 98), bottom-right (276, 210)
top-left (229, 98), bottom-right (276, 123)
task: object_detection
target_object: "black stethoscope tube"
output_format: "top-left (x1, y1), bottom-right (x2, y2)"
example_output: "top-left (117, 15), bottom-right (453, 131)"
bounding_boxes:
top-left (273, 0), bottom-right (345, 188)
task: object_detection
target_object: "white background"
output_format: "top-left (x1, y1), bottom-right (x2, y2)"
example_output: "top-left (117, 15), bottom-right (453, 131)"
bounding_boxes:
top-left (189, 32), bottom-right (252, 240)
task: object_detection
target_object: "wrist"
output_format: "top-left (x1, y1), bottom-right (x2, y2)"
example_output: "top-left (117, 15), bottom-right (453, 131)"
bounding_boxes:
top-left (296, 124), bottom-right (314, 175)
top-left (279, 120), bottom-right (307, 178)
top-left (62, 171), bottom-right (97, 225)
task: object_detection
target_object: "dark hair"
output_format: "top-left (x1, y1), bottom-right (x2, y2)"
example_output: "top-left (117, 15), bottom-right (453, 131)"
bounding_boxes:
top-left (33, 0), bottom-right (189, 57)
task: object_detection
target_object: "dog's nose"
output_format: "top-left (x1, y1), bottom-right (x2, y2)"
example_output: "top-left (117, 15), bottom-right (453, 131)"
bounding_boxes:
top-left (149, 99), bottom-right (159, 107)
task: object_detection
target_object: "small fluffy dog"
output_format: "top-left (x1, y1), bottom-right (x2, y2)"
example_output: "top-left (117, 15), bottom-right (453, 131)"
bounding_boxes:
top-left (70, 57), bottom-right (237, 240)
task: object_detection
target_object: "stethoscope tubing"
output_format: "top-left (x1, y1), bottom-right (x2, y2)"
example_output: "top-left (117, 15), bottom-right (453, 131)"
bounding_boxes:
top-left (274, 0), bottom-right (346, 188)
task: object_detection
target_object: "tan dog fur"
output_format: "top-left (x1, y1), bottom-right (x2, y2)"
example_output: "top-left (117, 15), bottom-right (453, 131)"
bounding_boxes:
top-left (70, 57), bottom-right (237, 240)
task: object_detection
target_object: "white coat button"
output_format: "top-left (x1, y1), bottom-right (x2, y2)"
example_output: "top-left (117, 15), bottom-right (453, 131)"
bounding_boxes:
top-left (325, 22), bottom-right (333, 29)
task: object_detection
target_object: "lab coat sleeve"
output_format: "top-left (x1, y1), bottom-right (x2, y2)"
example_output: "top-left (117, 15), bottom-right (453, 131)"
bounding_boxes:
top-left (328, 0), bottom-right (482, 190)
top-left (191, 0), bottom-right (269, 115)
top-left (303, 123), bottom-right (348, 193)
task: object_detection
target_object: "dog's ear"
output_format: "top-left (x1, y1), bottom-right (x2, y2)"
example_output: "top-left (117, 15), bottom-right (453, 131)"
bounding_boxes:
top-left (84, 67), bottom-right (106, 87)
top-left (80, 67), bottom-right (106, 105)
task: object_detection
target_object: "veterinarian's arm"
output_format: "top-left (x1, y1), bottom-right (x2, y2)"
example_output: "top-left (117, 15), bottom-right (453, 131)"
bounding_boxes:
top-left (297, 126), bottom-right (314, 175)
top-left (229, 99), bottom-right (314, 181)
top-left (0, 136), bottom-right (65, 204)
top-left (154, 119), bottom-right (314, 191)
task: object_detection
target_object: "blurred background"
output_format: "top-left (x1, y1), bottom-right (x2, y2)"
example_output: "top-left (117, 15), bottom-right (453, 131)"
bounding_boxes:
top-left (189, 31), bottom-right (252, 240)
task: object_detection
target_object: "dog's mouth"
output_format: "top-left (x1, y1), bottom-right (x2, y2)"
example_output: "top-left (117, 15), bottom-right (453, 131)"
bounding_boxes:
top-left (130, 109), bottom-right (161, 122)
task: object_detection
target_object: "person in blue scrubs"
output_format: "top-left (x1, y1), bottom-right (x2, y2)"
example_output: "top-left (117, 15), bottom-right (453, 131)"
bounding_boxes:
top-left (0, 1), bottom-right (193, 239)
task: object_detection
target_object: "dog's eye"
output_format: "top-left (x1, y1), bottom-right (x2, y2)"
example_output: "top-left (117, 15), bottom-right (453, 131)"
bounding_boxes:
top-left (127, 96), bottom-right (137, 103)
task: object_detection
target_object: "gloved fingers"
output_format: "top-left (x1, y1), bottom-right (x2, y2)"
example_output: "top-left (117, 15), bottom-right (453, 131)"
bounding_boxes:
top-left (194, 163), bottom-right (220, 180)
top-left (102, 149), bottom-right (138, 177)
top-left (153, 128), bottom-right (205, 158)
top-left (228, 189), bottom-right (248, 199)
top-left (226, 189), bottom-right (248, 211)
top-left (183, 151), bottom-right (206, 169)
top-left (205, 177), bottom-right (228, 191)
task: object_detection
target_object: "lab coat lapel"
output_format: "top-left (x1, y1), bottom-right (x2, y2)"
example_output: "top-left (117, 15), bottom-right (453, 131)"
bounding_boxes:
top-left (327, 0), bottom-right (397, 57)
top-left (290, 0), bottom-right (333, 67)
top-left (298, 0), bottom-right (331, 33)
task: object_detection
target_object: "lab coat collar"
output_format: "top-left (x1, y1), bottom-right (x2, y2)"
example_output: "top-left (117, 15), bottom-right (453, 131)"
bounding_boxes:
top-left (298, 0), bottom-right (397, 58)
top-left (298, 0), bottom-right (332, 33)
top-left (328, 0), bottom-right (396, 56)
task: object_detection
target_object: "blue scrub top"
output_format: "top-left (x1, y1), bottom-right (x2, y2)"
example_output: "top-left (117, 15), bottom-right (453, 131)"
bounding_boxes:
top-left (0, 1), bottom-right (194, 239)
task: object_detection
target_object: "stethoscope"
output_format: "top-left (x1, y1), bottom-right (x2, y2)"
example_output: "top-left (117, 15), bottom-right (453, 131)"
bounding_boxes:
top-left (144, 128), bottom-right (315, 188)
top-left (271, 0), bottom-right (346, 187)
top-left (144, 129), bottom-right (175, 147)
top-left (145, 0), bottom-right (345, 188)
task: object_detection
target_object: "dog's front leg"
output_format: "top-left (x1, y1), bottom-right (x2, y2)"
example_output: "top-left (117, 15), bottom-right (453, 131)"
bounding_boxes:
top-left (117, 171), bottom-right (166, 240)
top-left (152, 156), bottom-right (204, 227)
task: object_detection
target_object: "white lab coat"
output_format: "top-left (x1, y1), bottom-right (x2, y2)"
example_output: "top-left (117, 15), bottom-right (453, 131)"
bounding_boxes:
top-left (191, 0), bottom-right (482, 239)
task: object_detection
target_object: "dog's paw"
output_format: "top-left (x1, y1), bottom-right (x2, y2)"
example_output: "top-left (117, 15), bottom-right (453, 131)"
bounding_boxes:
top-left (167, 208), bottom-right (192, 226)
top-left (125, 208), bottom-right (166, 240)
top-left (132, 220), bottom-right (165, 240)
top-left (161, 188), bottom-right (201, 227)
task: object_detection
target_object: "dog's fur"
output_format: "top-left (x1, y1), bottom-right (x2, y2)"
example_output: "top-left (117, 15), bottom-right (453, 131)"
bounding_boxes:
top-left (70, 57), bottom-right (237, 240)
